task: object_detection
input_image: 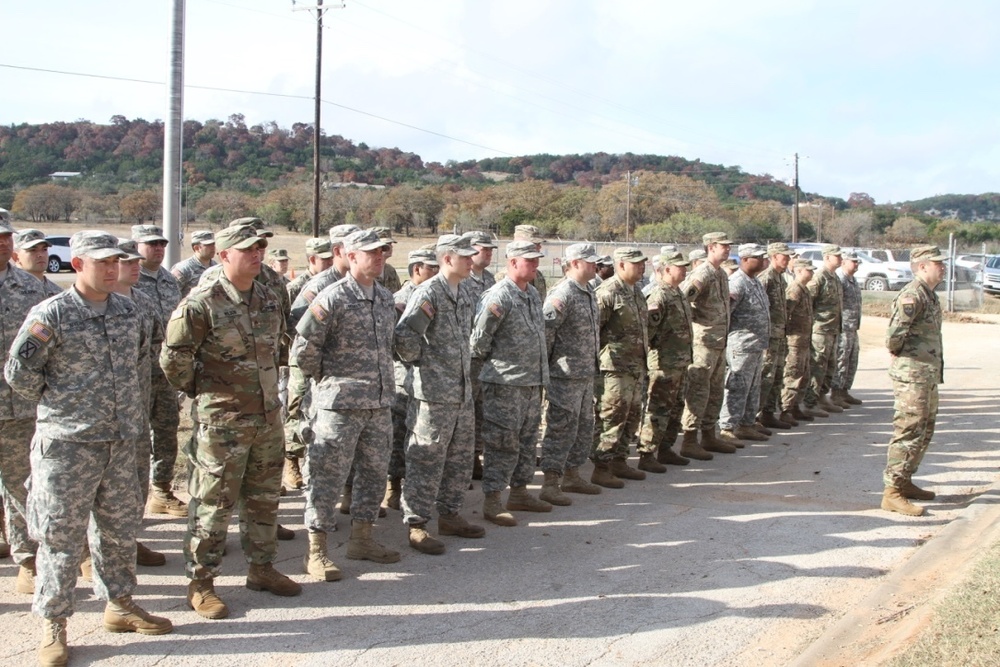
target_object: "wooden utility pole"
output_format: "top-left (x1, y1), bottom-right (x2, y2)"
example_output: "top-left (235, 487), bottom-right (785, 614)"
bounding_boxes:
top-left (791, 152), bottom-right (800, 243)
top-left (625, 170), bottom-right (632, 244)
top-left (312, 0), bottom-right (323, 238)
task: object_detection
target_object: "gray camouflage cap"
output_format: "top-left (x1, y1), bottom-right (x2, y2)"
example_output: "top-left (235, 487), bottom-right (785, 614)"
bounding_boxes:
top-left (660, 244), bottom-right (677, 254)
top-left (305, 237), bottom-right (333, 258)
top-left (408, 248), bottom-right (439, 266)
top-left (842, 250), bottom-right (861, 262)
top-left (738, 243), bottom-right (767, 258)
top-left (596, 255), bottom-right (613, 266)
top-left (688, 248), bottom-right (707, 261)
top-left (229, 217), bottom-right (274, 238)
top-left (564, 243), bottom-right (600, 262)
top-left (216, 224), bottom-right (267, 251)
top-left (191, 230), bottom-right (215, 245)
top-left (71, 231), bottom-right (127, 259)
top-left (613, 247), bottom-right (648, 263)
top-left (132, 224), bottom-right (167, 244)
top-left (437, 234), bottom-right (478, 257)
top-left (371, 226), bottom-right (397, 243)
top-left (506, 240), bottom-right (545, 259)
top-left (14, 228), bottom-right (49, 250)
top-left (267, 248), bottom-right (290, 260)
top-left (462, 230), bottom-right (497, 248)
top-left (329, 224), bottom-right (361, 245)
top-left (116, 238), bottom-right (143, 261)
top-left (344, 229), bottom-right (390, 252)
top-left (0, 219), bottom-right (14, 235)
top-left (792, 258), bottom-right (815, 270)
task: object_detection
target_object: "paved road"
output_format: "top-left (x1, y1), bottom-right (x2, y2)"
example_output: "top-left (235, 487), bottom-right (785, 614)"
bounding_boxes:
top-left (2, 316), bottom-right (998, 666)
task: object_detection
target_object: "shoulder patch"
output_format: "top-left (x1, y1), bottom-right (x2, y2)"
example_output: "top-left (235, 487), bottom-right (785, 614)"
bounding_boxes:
top-left (18, 339), bottom-right (39, 359)
top-left (303, 289), bottom-right (317, 303)
top-left (29, 321), bottom-right (53, 343)
top-left (900, 295), bottom-right (916, 305)
top-left (309, 302), bottom-right (329, 322)
top-left (420, 299), bottom-right (435, 319)
top-left (647, 304), bottom-right (660, 312)
top-left (488, 302), bottom-right (504, 319)
top-left (550, 297), bottom-right (565, 313)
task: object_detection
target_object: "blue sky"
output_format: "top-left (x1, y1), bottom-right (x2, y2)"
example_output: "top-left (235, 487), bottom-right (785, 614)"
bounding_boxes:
top-left (3, 0), bottom-right (998, 203)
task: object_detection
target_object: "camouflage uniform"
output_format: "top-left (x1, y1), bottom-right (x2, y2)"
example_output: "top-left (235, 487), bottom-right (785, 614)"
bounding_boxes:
top-left (161, 270), bottom-right (285, 580)
top-left (470, 277), bottom-right (548, 495)
top-left (5, 288), bottom-right (145, 619)
top-left (286, 270), bottom-right (313, 306)
top-left (0, 262), bottom-right (51, 567)
top-left (171, 255), bottom-right (216, 298)
top-left (465, 267), bottom-right (496, 457)
top-left (720, 268), bottom-right (770, 430)
top-left (681, 262), bottom-right (730, 431)
top-left (639, 282), bottom-right (693, 451)
top-left (883, 276), bottom-right (943, 489)
top-left (833, 268), bottom-right (863, 392)
top-left (593, 274), bottom-right (649, 461)
top-left (128, 287), bottom-right (166, 507)
top-left (781, 279), bottom-right (814, 411)
top-left (540, 274), bottom-right (599, 472)
top-left (290, 272), bottom-right (396, 529)
top-left (805, 266), bottom-right (843, 407)
top-left (758, 264), bottom-right (788, 414)
top-left (378, 263), bottom-right (402, 294)
top-left (394, 273), bottom-right (476, 524)
top-left (288, 266), bottom-right (343, 332)
top-left (389, 281), bottom-right (420, 480)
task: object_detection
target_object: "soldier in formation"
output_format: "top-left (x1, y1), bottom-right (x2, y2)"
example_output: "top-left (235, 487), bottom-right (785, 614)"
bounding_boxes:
top-left (780, 259), bottom-right (817, 424)
top-left (757, 242), bottom-right (793, 430)
top-left (170, 230), bottom-right (216, 298)
top-left (461, 230), bottom-right (497, 480)
top-left (805, 244), bottom-right (846, 416)
top-left (833, 250), bottom-right (864, 406)
top-left (12, 230), bottom-right (63, 296)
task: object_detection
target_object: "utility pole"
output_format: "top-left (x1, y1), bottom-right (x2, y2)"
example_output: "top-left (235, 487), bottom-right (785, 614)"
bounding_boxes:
top-left (625, 170), bottom-right (631, 244)
top-left (791, 152), bottom-right (800, 243)
top-left (162, 0), bottom-right (185, 268)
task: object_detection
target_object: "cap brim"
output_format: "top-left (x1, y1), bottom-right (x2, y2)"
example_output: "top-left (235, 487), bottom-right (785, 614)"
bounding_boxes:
top-left (453, 248), bottom-right (479, 257)
top-left (313, 251), bottom-right (334, 259)
top-left (79, 248), bottom-right (128, 260)
top-left (18, 240), bottom-right (50, 249)
top-left (354, 241), bottom-right (390, 252)
top-left (474, 242), bottom-right (497, 249)
top-left (512, 251), bottom-right (545, 259)
top-left (137, 235), bottom-right (168, 244)
top-left (255, 230), bottom-right (275, 238)
top-left (230, 237), bottom-right (267, 251)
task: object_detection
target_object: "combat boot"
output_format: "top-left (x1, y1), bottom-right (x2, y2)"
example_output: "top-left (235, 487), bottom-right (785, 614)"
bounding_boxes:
top-left (148, 482), bottom-right (187, 518)
top-left (408, 523), bottom-right (446, 555)
top-left (304, 531), bottom-right (343, 581)
top-left (637, 452), bottom-right (667, 474)
top-left (753, 421), bottom-right (773, 436)
top-left (246, 563), bottom-right (303, 596)
top-left (830, 389), bottom-right (852, 409)
top-left (818, 395), bottom-right (844, 413)
top-left (760, 412), bottom-right (791, 430)
top-left (383, 477), bottom-right (402, 511)
top-left (779, 410), bottom-right (800, 427)
top-left (881, 487), bottom-right (924, 516)
top-left (187, 579), bottom-right (229, 619)
top-left (472, 454), bottom-right (484, 481)
top-left (611, 458), bottom-right (646, 480)
top-left (16, 556), bottom-right (36, 594)
top-left (735, 425), bottom-right (768, 442)
top-left (346, 521), bottom-right (401, 563)
top-left (591, 462), bottom-right (625, 488)
top-left (136, 541), bottom-right (166, 567)
top-left (843, 390), bottom-right (863, 406)
top-left (79, 555), bottom-right (93, 581)
top-left (283, 456), bottom-right (304, 490)
top-left (483, 492), bottom-right (517, 526)
top-left (438, 512), bottom-right (486, 538)
top-left (104, 595), bottom-right (173, 635)
top-left (507, 486), bottom-right (553, 512)
top-left (538, 471), bottom-right (572, 506)
top-left (802, 404), bottom-right (829, 418)
top-left (657, 444), bottom-right (690, 466)
top-left (717, 429), bottom-right (746, 449)
top-left (679, 430), bottom-right (713, 461)
top-left (791, 405), bottom-right (814, 422)
top-left (38, 617), bottom-right (68, 667)
top-left (561, 467), bottom-right (601, 494)
top-left (902, 481), bottom-right (936, 500)
top-left (704, 429), bottom-right (738, 453)
top-left (339, 485), bottom-right (352, 515)
top-left (276, 524), bottom-right (295, 541)
top-left (0, 521), bottom-right (8, 559)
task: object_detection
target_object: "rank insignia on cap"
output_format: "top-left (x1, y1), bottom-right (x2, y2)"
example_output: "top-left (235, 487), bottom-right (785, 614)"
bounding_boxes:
top-left (488, 303), bottom-right (503, 318)
top-left (29, 321), bottom-right (53, 343)
top-left (419, 300), bottom-right (435, 319)
top-left (309, 302), bottom-right (329, 322)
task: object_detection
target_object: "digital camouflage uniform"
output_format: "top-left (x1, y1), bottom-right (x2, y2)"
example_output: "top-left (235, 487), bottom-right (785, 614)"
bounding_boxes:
top-left (171, 255), bottom-right (216, 298)
top-left (758, 264), bottom-right (788, 414)
top-left (720, 268), bottom-right (770, 430)
top-left (593, 274), bottom-right (649, 462)
top-left (883, 276), bottom-right (943, 489)
top-left (465, 267), bottom-right (496, 457)
top-left (0, 262), bottom-right (52, 567)
top-left (290, 272), bottom-right (396, 530)
top-left (639, 282), bottom-right (693, 451)
top-left (128, 287), bottom-right (165, 507)
top-left (394, 273), bottom-right (476, 524)
top-left (540, 274), bottom-right (599, 472)
top-left (160, 271), bottom-right (285, 580)
top-left (681, 262), bottom-right (730, 431)
top-left (285, 270), bottom-right (313, 307)
top-left (805, 266), bottom-right (843, 407)
top-left (389, 280), bottom-right (420, 480)
top-left (833, 268), bottom-right (863, 392)
top-left (470, 278), bottom-right (548, 495)
top-left (5, 289), bottom-right (145, 619)
top-left (781, 279), bottom-right (814, 411)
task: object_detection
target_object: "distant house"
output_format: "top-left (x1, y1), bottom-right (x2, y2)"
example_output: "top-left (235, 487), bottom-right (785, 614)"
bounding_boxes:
top-left (49, 171), bottom-right (82, 181)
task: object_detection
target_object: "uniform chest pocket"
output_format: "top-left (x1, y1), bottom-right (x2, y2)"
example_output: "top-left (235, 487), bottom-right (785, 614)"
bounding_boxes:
top-left (213, 318), bottom-right (250, 360)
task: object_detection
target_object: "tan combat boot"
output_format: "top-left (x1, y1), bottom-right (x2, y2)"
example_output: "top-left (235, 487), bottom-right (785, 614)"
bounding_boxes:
top-left (760, 412), bottom-right (791, 430)
top-left (438, 512), bottom-right (486, 538)
top-left (16, 556), bottom-right (36, 595)
top-left (802, 404), bottom-right (829, 418)
top-left (339, 485), bottom-right (353, 515)
top-left (304, 531), bottom-right (343, 581)
top-left (187, 579), bottom-right (229, 619)
top-left (710, 429), bottom-right (741, 452)
top-left (483, 491), bottom-right (517, 526)
top-left (818, 394), bottom-right (844, 413)
top-left (679, 430), bottom-right (713, 461)
top-left (346, 521), bottom-right (401, 563)
top-left (283, 456), bottom-right (304, 490)
top-left (752, 421), bottom-right (773, 436)
top-left (561, 467), bottom-right (602, 495)
top-left (247, 563), bottom-right (303, 596)
top-left (657, 445), bottom-right (690, 466)
top-left (38, 617), bottom-right (68, 667)
top-left (409, 523), bottom-right (446, 555)
top-left (538, 471), bottom-right (572, 506)
top-left (830, 389), bottom-right (852, 409)
top-left (136, 541), bottom-right (166, 567)
top-left (590, 462), bottom-right (625, 488)
top-left (79, 554), bottom-right (93, 582)
top-left (104, 596), bottom-right (173, 635)
top-left (383, 477), bottom-right (402, 511)
top-left (791, 405), bottom-right (813, 422)
top-left (610, 458), bottom-right (646, 480)
top-left (735, 425), bottom-right (768, 442)
top-left (147, 482), bottom-right (187, 518)
top-left (902, 481), bottom-right (936, 500)
top-left (843, 390), bottom-right (863, 406)
top-left (881, 487), bottom-right (925, 516)
top-left (507, 486), bottom-right (553, 512)
top-left (779, 410), bottom-right (799, 427)
top-left (637, 452), bottom-right (667, 474)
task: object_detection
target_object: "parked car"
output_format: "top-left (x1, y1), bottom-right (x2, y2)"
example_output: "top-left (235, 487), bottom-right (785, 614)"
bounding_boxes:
top-left (955, 254), bottom-right (986, 271)
top-left (849, 248), bottom-right (913, 291)
top-left (45, 236), bottom-right (74, 273)
top-left (983, 255), bottom-right (1000, 295)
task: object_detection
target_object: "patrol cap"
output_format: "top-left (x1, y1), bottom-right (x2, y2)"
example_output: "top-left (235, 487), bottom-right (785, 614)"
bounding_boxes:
top-left (343, 229), bottom-right (390, 252)
top-left (116, 238), bottom-right (142, 261)
top-left (821, 244), bottom-right (842, 256)
top-left (767, 241), bottom-right (792, 256)
top-left (506, 240), bottom-right (545, 259)
top-left (688, 248), bottom-right (707, 262)
top-left (513, 224), bottom-right (545, 244)
top-left (305, 237), bottom-right (333, 259)
top-left (229, 217), bottom-right (274, 238)
top-left (132, 224), bottom-right (167, 244)
top-left (911, 245), bottom-right (948, 262)
top-left (613, 247), bottom-right (648, 263)
top-left (329, 224), bottom-right (360, 245)
top-left (71, 231), bottom-right (127, 260)
top-left (0, 219), bottom-right (14, 235)
top-left (371, 226), bottom-right (397, 243)
top-left (738, 243), bottom-right (767, 259)
top-left (564, 243), bottom-right (600, 262)
top-left (14, 229), bottom-right (49, 250)
top-left (660, 250), bottom-right (691, 268)
top-left (216, 224), bottom-right (268, 251)
top-left (267, 248), bottom-right (290, 261)
top-left (437, 234), bottom-right (478, 257)
top-left (462, 230), bottom-right (497, 248)
top-left (191, 230), bottom-right (215, 246)
top-left (842, 250), bottom-right (861, 262)
top-left (792, 258), bottom-right (815, 271)
top-left (721, 258), bottom-right (739, 270)
top-left (408, 248), bottom-right (439, 266)
top-left (703, 231), bottom-right (732, 246)
top-left (596, 255), bottom-right (614, 266)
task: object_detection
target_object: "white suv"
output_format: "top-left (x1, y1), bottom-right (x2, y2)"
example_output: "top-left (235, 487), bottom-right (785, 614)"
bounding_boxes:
top-left (45, 236), bottom-right (74, 273)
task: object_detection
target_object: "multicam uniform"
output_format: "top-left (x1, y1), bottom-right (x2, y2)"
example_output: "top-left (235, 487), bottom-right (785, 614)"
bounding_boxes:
top-left (719, 269), bottom-right (770, 431)
top-left (805, 267), bottom-right (843, 408)
top-left (378, 263), bottom-right (402, 294)
top-left (833, 268), bottom-right (863, 393)
top-left (171, 256), bottom-right (216, 298)
top-left (5, 289), bottom-right (145, 619)
top-left (681, 262), bottom-right (730, 432)
top-left (781, 279), bottom-right (813, 412)
top-left (757, 264), bottom-right (788, 415)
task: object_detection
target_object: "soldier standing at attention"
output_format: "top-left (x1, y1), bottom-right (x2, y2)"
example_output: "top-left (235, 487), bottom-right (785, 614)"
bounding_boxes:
top-left (757, 242), bottom-right (793, 430)
top-left (680, 232), bottom-right (736, 459)
top-left (286, 238), bottom-right (333, 305)
top-left (590, 255), bottom-right (614, 289)
top-left (538, 243), bottom-right (603, 503)
top-left (131, 224), bottom-right (186, 518)
top-left (291, 229), bottom-right (401, 582)
top-left (591, 247), bottom-right (652, 487)
top-left (170, 230), bottom-right (216, 298)
top-left (804, 244), bottom-right (846, 416)
top-left (12, 229), bottom-right (63, 296)
top-left (461, 230), bottom-right (497, 481)
top-left (266, 248), bottom-right (291, 284)
top-left (639, 250), bottom-right (695, 467)
top-left (6, 231), bottom-right (172, 665)
top-left (881, 245), bottom-right (947, 516)
top-left (162, 224), bottom-right (300, 619)
top-left (471, 240), bottom-right (550, 526)
top-left (394, 235), bottom-right (485, 554)
top-left (832, 250), bottom-right (864, 407)
top-left (288, 224), bottom-right (359, 330)
top-left (372, 227), bottom-right (402, 293)
top-left (509, 225), bottom-right (549, 300)
top-left (780, 259), bottom-right (816, 423)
